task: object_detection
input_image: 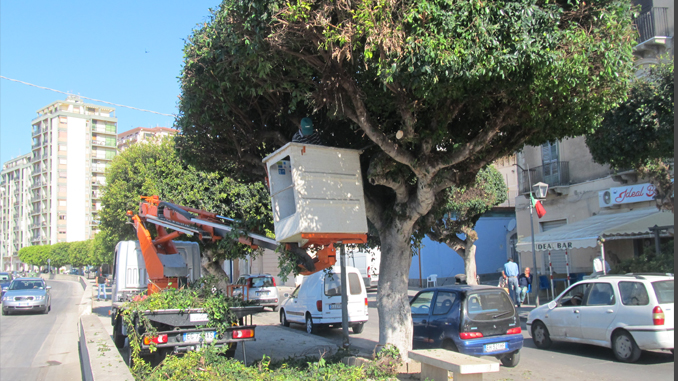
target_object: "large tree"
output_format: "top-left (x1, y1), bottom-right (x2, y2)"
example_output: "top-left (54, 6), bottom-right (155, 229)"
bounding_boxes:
top-left (176, 0), bottom-right (636, 356)
top-left (98, 136), bottom-right (272, 288)
top-left (586, 61), bottom-right (674, 211)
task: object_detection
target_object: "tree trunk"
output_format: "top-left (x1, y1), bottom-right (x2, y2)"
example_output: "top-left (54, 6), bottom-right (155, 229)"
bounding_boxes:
top-left (376, 226), bottom-right (415, 361)
top-left (200, 249), bottom-right (231, 291)
top-left (464, 242), bottom-right (478, 286)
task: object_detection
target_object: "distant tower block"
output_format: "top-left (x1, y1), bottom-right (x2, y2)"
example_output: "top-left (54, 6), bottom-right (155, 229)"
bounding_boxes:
top-left (262, 142), bottom-right (368, 246)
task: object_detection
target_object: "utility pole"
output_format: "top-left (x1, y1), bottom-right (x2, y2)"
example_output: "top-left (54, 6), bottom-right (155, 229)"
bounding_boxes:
top-left (339, 243), bottom-right (350, 348)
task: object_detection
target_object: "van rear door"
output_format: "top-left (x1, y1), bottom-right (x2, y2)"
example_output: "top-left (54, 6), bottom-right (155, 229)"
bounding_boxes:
top-left (323, 270), bottom-right (367, 321)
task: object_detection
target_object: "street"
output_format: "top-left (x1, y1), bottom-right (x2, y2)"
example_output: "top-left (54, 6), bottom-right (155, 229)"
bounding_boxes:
top-left (0, 280), bottom-right (84, 381)
top-left (255, 288), bottom-right (675, 381)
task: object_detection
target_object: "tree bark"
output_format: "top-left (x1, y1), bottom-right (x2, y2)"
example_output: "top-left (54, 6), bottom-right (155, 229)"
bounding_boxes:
top-left (200, 249), bottom-right (232, 291)
top-left (463, 239), bottom-right (478, 286)
top-left (376, 225), bottom-right (415, 360)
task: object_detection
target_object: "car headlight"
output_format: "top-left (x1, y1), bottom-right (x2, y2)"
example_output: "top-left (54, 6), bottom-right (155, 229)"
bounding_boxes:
top-left (34, 295), bottom-right (45, 301)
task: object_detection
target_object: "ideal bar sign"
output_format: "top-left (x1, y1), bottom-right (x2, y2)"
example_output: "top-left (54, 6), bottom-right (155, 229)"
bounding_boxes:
top-left (610, 183), bottom-right (656, 205)
top-left (537, 242), bottom-right (574, 251)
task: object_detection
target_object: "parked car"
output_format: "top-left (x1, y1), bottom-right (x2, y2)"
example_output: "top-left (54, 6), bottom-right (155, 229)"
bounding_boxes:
top-left (68, 268), bottom-right (80, 275)
top-left (279, 265), bottom-right (368, 334)
top-left (1, 277), bottom-right (52, 315)
top-left (233, 274), bottom-right (280, 311)
top-left (410, 285), bottom-right (523, 367)
top-left (527, 273), bottom-right (674, 363)
top-left (0, 272), bottom-right (13, 297)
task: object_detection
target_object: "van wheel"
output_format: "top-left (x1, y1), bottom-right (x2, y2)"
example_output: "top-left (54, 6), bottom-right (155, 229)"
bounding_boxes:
top-left (351, 323), bottom-right (364, 334)
top-left (271, 306), bottom-right (278, 312)
top-left (281, 310), bottom-right (290, 327)
top-left (500, 350), bottom-right (520, 367)
top-left (305, 315), bottom-right (317, 334)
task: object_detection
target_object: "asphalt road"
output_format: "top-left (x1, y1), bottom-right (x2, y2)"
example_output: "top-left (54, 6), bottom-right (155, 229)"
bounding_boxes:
top-left (262, 288), bottom-right (675, 381)
top-left (0, 280), bottom-right (84, 381)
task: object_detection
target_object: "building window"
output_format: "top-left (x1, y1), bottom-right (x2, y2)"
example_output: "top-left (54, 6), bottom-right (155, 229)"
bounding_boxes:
top-left (59, 214), bottom-right (66, 220)
top-left (541, 141), bottom-right (560, 184)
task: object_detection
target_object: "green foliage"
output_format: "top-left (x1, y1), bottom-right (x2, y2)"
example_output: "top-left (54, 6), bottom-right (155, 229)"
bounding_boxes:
top-left (586, 61), bottom-right (674, 171)
top-left (365, 344), bottom-right (401, 379)
top-left (98, 136), bottom-right (272, 263)
top-left (18, 245), bottom-right (49, 267)
top-left (141, 348), bottom-right (392, 381)
top-left (120, 276), bottom-right (255, 376)
top-left (68, 240), bottom-right (92, 267)
top-left (612, 240), bottom-right (674, 274)
top-left (18, 240), bottom-right (100, 269)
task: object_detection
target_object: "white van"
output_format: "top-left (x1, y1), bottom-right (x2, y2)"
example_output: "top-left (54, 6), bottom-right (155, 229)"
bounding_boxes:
top-left (279, 265), bottom-right (368, 334)
top-left (347, 248), bottom-right (380, 289)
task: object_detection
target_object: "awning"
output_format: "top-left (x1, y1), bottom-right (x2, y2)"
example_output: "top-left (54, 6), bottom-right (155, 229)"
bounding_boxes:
top-left (516, 208), bottom-right (674, 252)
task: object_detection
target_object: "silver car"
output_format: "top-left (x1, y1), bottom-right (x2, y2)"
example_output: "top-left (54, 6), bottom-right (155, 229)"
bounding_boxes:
top-left (233, 274), bottom-right (279, 311)
top-left (1, 278), bottom-right (52, 315)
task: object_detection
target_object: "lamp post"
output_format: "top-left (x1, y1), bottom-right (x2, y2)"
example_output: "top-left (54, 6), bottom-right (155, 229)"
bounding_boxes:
top-left (515, 164), bottom-right (548, 306)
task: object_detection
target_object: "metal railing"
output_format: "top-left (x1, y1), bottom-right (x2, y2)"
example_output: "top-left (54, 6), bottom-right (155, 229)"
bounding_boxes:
top-left (519, 161), bottom-right (570, 194)
top-left (635, 7), bottom-right (671, 43)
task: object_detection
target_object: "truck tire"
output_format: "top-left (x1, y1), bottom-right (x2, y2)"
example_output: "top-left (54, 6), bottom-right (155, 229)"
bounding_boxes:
top-left (113, 316), bottom-right (126, 349)
top-left (351, 323), bottom-right (364, 334)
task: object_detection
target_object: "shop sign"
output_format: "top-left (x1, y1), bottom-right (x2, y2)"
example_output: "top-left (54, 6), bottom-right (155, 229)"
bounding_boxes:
top-left (536, 242), bottom-right (573, 251)
top-left (610, 183), bottom-right (656, 205)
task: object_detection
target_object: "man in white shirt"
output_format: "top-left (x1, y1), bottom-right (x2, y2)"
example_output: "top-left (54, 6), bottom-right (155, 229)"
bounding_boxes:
top-left (592, 255), bottom-right (611, 275)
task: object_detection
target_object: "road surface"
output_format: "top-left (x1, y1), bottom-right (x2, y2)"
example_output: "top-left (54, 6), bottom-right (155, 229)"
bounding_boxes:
top-left (0, 280), bottom-right (84, 381)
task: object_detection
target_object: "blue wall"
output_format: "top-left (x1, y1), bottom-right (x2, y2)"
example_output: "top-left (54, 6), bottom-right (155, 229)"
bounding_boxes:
top-left (409, 214), bottom-right (515, 281)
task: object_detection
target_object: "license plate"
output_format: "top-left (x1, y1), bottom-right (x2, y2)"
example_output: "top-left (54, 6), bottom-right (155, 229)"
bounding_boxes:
top-left (329, 303), bottom-right (341, 310)
top-left (189, 313), bottom-right (208, 322)
top-left (183, 331), bottom-right (216, 343)
top-left (484, 342), bottom-right (506, 352)
top-left (255, 291), bottom-right (269, 296)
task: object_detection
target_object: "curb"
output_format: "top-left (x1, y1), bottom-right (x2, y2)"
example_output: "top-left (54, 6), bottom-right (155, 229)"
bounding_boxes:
top-left (79, 315), bottom-right (134, 381)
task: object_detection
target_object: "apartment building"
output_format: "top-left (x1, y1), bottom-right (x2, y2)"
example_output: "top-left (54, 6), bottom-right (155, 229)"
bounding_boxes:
top-left (117, 126), bottom-right (178, 151)
top-left (29, 95), bottom-right (117, 248)
top-left (0, 154), bottom-right (33, 271)
top-left (514, 2), bottom-right (674, 298)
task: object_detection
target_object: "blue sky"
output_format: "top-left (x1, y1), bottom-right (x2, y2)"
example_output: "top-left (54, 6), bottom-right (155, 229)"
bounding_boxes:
top-left (0, 1), bottom-right (220, 165)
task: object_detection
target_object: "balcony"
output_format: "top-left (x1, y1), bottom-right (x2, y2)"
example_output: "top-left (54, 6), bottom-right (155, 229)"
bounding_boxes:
top-left (519, 161), bottom-right (570, 195)
top-left (635, 8), bottom-right (671, 44)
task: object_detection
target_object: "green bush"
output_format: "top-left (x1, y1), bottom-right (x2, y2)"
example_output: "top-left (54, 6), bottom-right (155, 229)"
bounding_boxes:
top-left (612, 240), bottom-right (674, 274)
top-left (143, 348), bottom-right (395, 381)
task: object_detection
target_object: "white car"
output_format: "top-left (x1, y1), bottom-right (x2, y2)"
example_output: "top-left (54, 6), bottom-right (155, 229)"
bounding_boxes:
top-left (279, 265), bottom-right (368, 334)
top-left (526, 273), bottom-right (674, 362)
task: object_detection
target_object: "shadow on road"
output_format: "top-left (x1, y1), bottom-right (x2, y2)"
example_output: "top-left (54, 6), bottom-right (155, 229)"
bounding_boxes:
top-left (521, 339), bottom-right (673, 365)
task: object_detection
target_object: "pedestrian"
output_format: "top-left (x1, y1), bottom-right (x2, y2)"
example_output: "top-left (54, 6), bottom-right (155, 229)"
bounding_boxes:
top-left (502, 258), bottom-right (520, 307)
top-left (517, 267), bottom-right (533, 307)
top-left (291, 117), bottom-right (322, 145)
top-left (96, 267), bottom-right (108, 301)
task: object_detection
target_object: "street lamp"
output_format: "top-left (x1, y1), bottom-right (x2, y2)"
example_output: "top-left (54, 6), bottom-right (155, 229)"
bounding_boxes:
top-left (515, 164), bottom-right (548, 306)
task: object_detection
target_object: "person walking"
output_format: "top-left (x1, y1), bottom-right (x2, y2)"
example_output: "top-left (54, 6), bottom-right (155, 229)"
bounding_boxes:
top-left (96, 267), bottom-right (108, 301)
top-left (517, 267), bottom-right (533, 307)
top-left (502, 258), bottom-right (520, 307)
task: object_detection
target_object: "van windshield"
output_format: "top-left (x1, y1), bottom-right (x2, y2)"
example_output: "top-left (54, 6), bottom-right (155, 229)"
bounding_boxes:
top-left (464, 291), bottom-right (514, 321)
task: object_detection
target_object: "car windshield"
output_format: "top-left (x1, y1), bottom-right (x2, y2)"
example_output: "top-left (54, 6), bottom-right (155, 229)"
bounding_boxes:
top-left (464, 291), bottom-right (514, 321)
top-left (9, 280), bottom-right (44, 290)
top-left (652, 280), bottom-right (674, 304)
top-left (251, 276), bottom-right (274, 288)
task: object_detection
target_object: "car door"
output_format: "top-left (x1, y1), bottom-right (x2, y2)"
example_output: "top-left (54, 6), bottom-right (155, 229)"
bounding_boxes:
top-left (426, 291), bottom-right (458, 346)
top-left (546, 283), bottom-right (591, 339)
top-left (579, 282), bottom-right (617, 343)
top-left (411, 290), bottom-right (435, 347)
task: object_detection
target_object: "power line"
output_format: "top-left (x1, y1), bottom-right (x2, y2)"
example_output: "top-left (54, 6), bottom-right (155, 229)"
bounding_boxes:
top-left (0, 76), bottom-right (176, 117)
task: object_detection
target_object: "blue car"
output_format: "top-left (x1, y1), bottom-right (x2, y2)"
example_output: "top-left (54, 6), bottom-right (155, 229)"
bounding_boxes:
top-left (410, 285), bottom-right (523, 367)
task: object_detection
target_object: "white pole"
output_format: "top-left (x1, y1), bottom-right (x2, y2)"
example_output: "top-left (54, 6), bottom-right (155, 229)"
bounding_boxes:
top-left (548, 251), bottom-right (555, 300)
top-left (600, 241), bottom-right (607, 275)
top-left (565, 249), bottom-right (571, 287)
